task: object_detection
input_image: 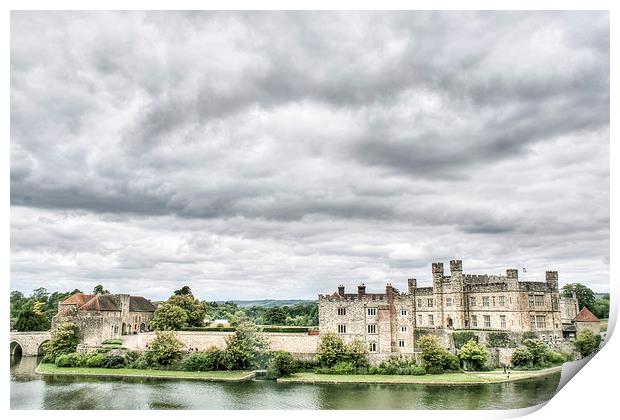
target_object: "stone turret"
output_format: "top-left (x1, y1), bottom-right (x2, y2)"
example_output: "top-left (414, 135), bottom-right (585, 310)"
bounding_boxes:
top-left (337, 285), bottom-right (345, 296)
top-left (432, 262), bottom-right (444, 283)
top-left (546, 271), bottom-right (559, 292)
top-left (450, 259), bottom-right (463, 275)
top-left (386, 283), bottom-right (394, 304)
top-left (358, 284), bottom-right (366, 298)
top-left (407, 278), bottom-right (417, 294)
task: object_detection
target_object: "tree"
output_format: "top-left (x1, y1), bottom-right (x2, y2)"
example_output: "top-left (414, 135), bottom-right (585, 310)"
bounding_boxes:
top-left (43, 322), bottom-right (80, 363)
top-left (149, 331), bottom-right (184, 365)
top-left (167, 294), bottom-right (207, 327)
top-left (93, 285), bottom-right (109, 295)
top-left (221, 322), bottom-right (269, 370)
top-left (575, 328), bottom-right (600, 357)
top-left (265, 307), bottom-right (287, 325)
top-left (15, 306), bottom-right (50, 331)
top-left (150, 304), bottom-right (188, 331)
top-left (591, 296), bottom-right (610, 319)
top-left (173, 285), bottom-right (193, 296)
top-left (561, 283), bottom-right (596, 312)
top-left (317, 332), bottom-right (348, 368)
top-left (267, 351), bottom-right (297, 377)
top-left (458, 339), bottom-right (489, 370)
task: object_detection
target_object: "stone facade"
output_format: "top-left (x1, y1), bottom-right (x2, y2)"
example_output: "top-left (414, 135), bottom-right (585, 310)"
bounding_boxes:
top-left (52, 293), bottom-right (156, 346)
top-left (319, 260), bottom-right (577, 357)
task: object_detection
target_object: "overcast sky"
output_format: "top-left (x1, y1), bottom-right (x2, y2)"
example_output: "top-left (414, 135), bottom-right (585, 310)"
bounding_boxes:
top-left (10, 11), bottom-right (609, 300)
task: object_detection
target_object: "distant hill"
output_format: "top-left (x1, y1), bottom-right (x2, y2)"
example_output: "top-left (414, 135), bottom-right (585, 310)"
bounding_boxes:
top-left (213, 299), bottom-right (316, 308)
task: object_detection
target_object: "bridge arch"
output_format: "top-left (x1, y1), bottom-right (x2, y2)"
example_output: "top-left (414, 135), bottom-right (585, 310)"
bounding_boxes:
top-left (37, 340), bottom-right (50, 356)
top-left (10, 340), bottom-right (23, 356)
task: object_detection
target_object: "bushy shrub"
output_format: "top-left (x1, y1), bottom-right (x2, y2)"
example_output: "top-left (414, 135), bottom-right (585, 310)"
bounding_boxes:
top-left (296, 359), bottom-right (319, 372)
top-left (149, 331), bottom-right (184, 366)
top-left (545, 351), bottom-right (566, 365)
top-left (267, 351), bottom-right (297, 378)
top-left (44, 322), bottom-right (80, 363)
top-left (418, 335), bottom-right (459, 373)
top-left (317, 332), bottom-right (348, 368)
top-left (575, 328), bottom-right (601, 357)
top-left (458, 339), bottom-right (489, 371)
top-left (182, 348), bottom-right (224, 371)
top-left (511, 347), bottom-right (533, 367)
top-left (411, 366), bottom-right (426, 375)
top-left (330, 361), bottom-right (355, 375)
top-left (84, 352), bottom-right (106, 368)
top-left (221, 322), bottom-right (269, 370)
top-left (102, 354), bottom-right (125, 368)
top-left (55, 352), bottom-right (87, 367)
top-left (522, 339), bottom-right (548, 366)
top-left (345, 339), bottom-right (369, 368)
top-left (124, 351), bottom-right (140, 364)
top-left (129, 353), bottom-right (152, 369)
top-left (521, 331), bottom-right (537, 341)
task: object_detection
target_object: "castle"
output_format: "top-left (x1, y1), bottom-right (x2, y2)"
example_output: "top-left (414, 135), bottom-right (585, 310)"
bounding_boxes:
top-left (319, 260), bottom-right (582, 357)
top-left (52, 293), bottom-right (156, 346)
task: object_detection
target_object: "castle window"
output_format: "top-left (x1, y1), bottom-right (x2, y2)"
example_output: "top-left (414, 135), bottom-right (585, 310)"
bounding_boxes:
top-left (500, 315), bottom-right (506, 329)
top-left (337, 307), bottom-right (346, 316)
top-left (367, 324), bottom-right (377, 334)
top-left (483, 315), bottom-right (491, 328)
top-left (417, 299), bottom-right (423, 308)
top-left (398, 340), bottom-right (405, 348)
top-left (536, 315), bottom-right (546, 329)
top-left (400, 325), bottom-right (408, 333)
top-left (427, 298), bottom-right (434, 307)
top-left (499, 296), bottom-right (505, 306)
top-left (482, 297), bottom-right (490, 307)
top-left (492, 296), bottom-right (496, 306)
top-left (471, 315), bottom-right (478, 327)
top-left (428, 314), bottom-right (434, 326)
top-left (367, 307), bottom-right (377, 316)
top-left (417, 314), bottom-right (423, 325)
top-left (446, 297), bottom-right (453, 307)
top-left (400, 309), bottom-right (408, 316)
top-left (528, 295), bottom-right (535, 308)
top-left (337, 324), bottom-right (347, 334)
top-left (535, 295), bottom-right (545, 307)
top-left (469, 296), bottom-right (476, 307)
top-left (552, 296), bottom-right (559, 310)
top-left (530, 316), bottom-right (536, 330)
top-left (369, 342), bottom-right (377, 352)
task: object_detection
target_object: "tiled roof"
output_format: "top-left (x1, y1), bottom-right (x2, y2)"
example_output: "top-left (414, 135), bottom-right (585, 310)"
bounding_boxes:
top-left (60, 294), bottom-right (95, 306)
top-left (80, 295), bottom-right (121, 311)
top-left (574, 307), bottom-right (600, 322)
top-left (129, 296), bottom-right (157, 312)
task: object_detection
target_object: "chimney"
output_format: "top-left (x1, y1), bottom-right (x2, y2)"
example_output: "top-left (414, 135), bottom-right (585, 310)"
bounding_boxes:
top-left (506, 269), bottom-right (518, 280)
top-left (386, 283), bottom-right (394, 303)
top-left (358, 284), bottom-right (366, 298)
top-left (337, 285), bottom-right (345, 296)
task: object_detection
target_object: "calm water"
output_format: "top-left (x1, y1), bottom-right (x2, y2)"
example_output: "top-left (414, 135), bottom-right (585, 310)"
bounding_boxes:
top-left (11, 356), bottom-right (561, 410)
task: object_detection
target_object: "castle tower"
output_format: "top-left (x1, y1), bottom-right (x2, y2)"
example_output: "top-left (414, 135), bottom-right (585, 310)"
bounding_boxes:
top-left (407, 278), bottom-right (417, 294)
top-left (449, 260), bottom-right (465, 329)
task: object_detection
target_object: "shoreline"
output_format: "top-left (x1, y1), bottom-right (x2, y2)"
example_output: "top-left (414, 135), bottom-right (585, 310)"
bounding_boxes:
top-left (277, 366), bottom-right (562, 385)
top-left (35, 363), bottom-right (255, 382)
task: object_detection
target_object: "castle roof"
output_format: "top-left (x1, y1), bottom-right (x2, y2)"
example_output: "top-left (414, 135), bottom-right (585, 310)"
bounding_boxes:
top-left (574, 307), bottom-right (600, 322)
top-left (129, 296), bottom-right (157, 312)
top-left (79, 294), bottom-right (121, 311)
top-left (61, 293), bottom-right (95, 306)
top-left (60, 293), bottom-right (156, 313)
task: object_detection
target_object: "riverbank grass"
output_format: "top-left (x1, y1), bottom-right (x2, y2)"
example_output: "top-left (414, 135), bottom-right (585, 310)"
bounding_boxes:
top-left (278, 366), bottom-right (561, 385)
top-left (36, 363), bottom-right (254, 382)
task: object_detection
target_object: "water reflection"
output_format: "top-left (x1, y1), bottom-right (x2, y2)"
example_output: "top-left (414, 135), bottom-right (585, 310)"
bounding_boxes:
top-left (11, 356), bottom-right (560, 410)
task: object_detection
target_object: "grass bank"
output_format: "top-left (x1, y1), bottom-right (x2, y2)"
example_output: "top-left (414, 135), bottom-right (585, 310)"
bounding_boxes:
top-left (601, 319), bottom-right (608, 332)
top-left (277, 366), bottom-right (562, 385)
top-left (36, 363), bottom-right (255, 382)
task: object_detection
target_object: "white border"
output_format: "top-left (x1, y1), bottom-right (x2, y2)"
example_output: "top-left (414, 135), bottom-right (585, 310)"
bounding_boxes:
top-left (3, 2), bottom-right (616, 420)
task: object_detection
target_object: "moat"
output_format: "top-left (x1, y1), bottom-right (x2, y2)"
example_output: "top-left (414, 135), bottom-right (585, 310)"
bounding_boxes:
top-left (12, 356), bottom-right (562, 410)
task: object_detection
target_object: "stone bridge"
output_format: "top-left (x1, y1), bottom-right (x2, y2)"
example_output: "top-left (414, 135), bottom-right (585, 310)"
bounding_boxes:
top-left (10, 331), bottom-right (51, 356)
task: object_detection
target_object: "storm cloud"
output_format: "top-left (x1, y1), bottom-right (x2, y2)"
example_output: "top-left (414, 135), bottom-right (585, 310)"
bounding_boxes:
top-left (10, 11), bottom-right (609, 299)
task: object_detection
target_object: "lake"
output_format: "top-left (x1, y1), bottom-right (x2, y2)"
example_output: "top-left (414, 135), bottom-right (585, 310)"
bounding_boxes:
top-left (11, 355), bottom-right (561, 410)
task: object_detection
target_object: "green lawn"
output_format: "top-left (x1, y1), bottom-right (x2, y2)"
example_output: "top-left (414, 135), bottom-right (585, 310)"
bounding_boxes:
top-left (601, 319), bottom-right (608, 332)
top-left (277, 366), bottom-right (562, 385)
top-left (36, 363), bottom-right (254, 382)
